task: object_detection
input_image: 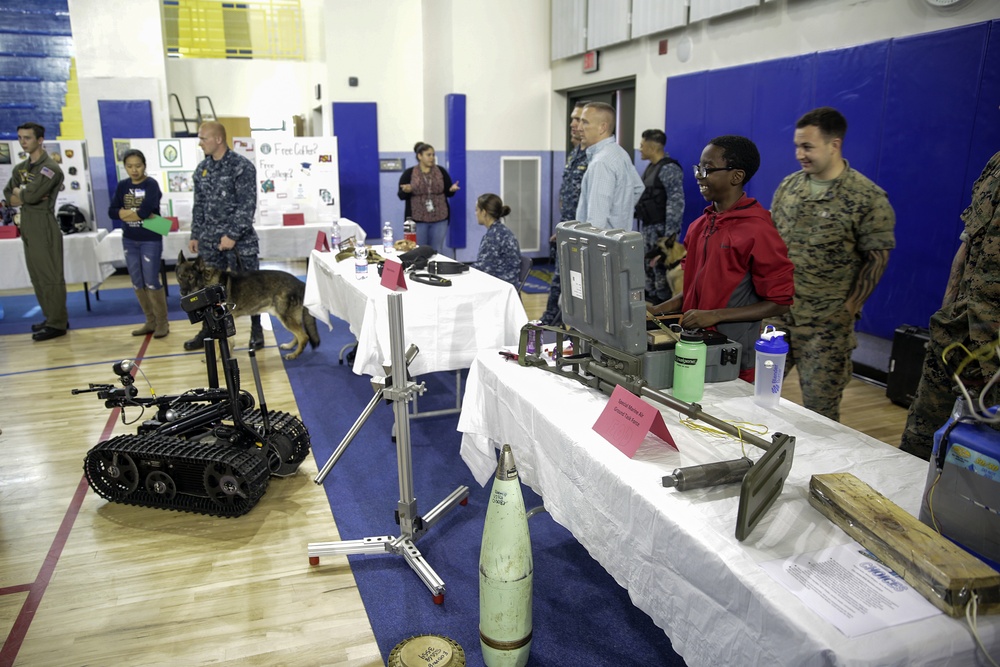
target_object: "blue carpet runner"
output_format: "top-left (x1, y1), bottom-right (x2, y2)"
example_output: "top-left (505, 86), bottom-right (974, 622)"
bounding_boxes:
top-left (282, 322), bottom-right (685, 666)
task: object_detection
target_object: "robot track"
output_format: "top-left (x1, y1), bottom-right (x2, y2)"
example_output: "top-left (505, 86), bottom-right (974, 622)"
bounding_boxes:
top-left (84, 434), bottom-right (270, 517)
top-left (244, 409), bottom-right (311, 475)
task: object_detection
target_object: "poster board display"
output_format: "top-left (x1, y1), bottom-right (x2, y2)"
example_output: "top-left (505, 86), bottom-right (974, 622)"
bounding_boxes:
top-left (110, 137), bottom-right (203, 229)
top-left (109, 136), bottom-right (341, 229)
top-left (248, 136), bottom-right (340, 226)
top-left (0, 140), bottom-right (96, 230)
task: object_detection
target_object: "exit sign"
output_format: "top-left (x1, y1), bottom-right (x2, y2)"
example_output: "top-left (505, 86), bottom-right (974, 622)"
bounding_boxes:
top-left (583, 50), bottom-right (600, 73)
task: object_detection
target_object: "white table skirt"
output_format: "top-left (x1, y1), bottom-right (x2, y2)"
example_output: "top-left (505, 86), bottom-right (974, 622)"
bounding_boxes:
top-left (0, 230), bottom-right (112, 291)
top-left (96, 219), bottom-right (366, 266)
top-left (457, 351), bottom-right (999, 667)
top-left (304, 249), bottom-right (528, 378)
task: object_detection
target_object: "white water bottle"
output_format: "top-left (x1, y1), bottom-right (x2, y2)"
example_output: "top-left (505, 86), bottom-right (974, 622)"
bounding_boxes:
top-left (754, 325), bottom-right (789, 408)
top-left (382, 220), bottom-right (394, 252)
top-left (330, 220), bottom-right (341, 249)
top-left (354, 243), bottom-right (368, 280)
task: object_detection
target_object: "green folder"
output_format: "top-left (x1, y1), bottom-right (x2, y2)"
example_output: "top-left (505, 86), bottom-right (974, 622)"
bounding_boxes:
top-left (141, 215), bottom-right (173, 236)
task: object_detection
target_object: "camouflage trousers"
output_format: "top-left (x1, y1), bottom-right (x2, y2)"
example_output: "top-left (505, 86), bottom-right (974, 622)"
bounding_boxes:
top-left (767, 310), bottom-right (856, 422)
top-left (199, 246), bottom-right (259, 273)
top-left (641, 222), bottom-right (670, 301)
top-left (899, 342), bottom-right (1000, 461)
top-left (539, 255), bottom-right (562, 326)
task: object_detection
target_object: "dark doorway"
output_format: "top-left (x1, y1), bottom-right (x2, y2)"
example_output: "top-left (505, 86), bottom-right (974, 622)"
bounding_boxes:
top-left (566, 77), bottom-right (636, 154)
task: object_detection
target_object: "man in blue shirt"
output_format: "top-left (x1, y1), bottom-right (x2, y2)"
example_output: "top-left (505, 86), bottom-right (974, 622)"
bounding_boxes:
top-left (575, 102), bottom-right (644, 230)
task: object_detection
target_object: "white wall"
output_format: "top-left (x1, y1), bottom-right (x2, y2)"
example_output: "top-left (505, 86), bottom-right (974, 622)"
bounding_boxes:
top-left (449, 0), bottom-right (551, 151)
top-left (550, 0), bottom-right (1000, 141)
top-left (68, 0), bottom-right (170, 152)
top-left (322, 0), bottom-right (552, 153)
top-left (322, 0), bottom-right (426, 148)
top-left (165, 58), bottom-right (325, 134)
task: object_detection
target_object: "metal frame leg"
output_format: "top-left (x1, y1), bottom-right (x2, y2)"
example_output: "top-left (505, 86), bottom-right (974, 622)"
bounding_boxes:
top-left (308, 293), bottom-right (469, 603)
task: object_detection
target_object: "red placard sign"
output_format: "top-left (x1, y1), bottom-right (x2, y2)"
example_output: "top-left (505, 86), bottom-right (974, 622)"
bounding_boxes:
top-left (593, 384), bottom-right (676, 458)
top-left (380, 259), bottom-right (407, 291)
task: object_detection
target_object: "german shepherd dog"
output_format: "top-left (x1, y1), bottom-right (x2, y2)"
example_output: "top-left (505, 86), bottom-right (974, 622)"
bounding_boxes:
top-left (175, 252), bottom-right (320, 360)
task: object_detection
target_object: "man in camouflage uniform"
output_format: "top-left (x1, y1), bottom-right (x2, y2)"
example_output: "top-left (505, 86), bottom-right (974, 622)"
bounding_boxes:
top-left (540, 100), bottom-right (589, 326)
top-left (900, 150), bottom-right (1000, 460)
top-left (184, 121), bottom-right (261, 351)
top-left (768, 107), bottom-right (895, 422)
top-left (634, 128), bottom-right (684, 302)
top-left (3, 122), bottom-right (67, 341)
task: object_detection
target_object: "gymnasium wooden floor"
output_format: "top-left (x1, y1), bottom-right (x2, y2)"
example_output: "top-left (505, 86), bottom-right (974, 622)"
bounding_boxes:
top-left (0, 265), bottom-right (909, 666)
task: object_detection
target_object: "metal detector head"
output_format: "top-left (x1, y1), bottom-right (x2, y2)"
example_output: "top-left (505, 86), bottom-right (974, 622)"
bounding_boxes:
top-left (736, 433), bottom-right (795, 541)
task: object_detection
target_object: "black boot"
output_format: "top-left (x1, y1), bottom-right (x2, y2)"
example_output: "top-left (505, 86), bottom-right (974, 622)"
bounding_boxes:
top-left (184, 321), bottom-right (210, 351)
top-left (249, 315), bottom-right (264, 350)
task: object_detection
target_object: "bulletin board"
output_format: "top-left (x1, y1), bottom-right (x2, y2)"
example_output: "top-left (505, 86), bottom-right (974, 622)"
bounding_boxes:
top-left (251, 136), bottom-right (340, 226)
top-left (110, 137), bottom-right (203, 228)
top-left (0, 139), bottom-right (96, 229)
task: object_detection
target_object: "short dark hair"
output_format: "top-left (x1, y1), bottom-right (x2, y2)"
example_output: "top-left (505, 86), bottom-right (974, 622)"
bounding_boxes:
top-left (121, 149), bottom-right (146, 166)
top-left (477, 193), bottom-right (511, 220)
top-left (414, 142), bottom-right (434, 155)
top-left (573, 100), bottom-right (590, 109)
top-left (583, 102), bottom-right (617, 130)
top-left (796, 107), bottom-right (847, 141)
top-left (17, 122), bottom-right (45, 139)
top-left (708, 135), bottom-right (761, 185)
top-left (641, 129), bottom-right (666, 145)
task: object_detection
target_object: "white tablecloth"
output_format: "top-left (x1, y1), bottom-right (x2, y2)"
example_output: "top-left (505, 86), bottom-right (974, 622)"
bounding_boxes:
top-left (96, 220), bottom-right (365, 266)
top-left (0, 230), bottom-right (112, 290)
top-left (304, 249), bottom-right (528, 378)
top-left (457, 351), bottom-right (1000, 667)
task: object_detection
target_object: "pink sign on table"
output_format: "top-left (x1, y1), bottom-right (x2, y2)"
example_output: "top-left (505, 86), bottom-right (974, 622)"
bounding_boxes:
top-left (593, 384), bottom-right (676, 458)
top-left (380, 259), bottom-right (407, 291)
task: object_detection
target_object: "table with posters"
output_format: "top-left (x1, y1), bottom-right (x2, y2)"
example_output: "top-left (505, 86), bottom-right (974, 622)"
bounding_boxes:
top-left (457, 350), bottom-right (1000, 667)
top-left (304, 248), bottom-right (528, 379)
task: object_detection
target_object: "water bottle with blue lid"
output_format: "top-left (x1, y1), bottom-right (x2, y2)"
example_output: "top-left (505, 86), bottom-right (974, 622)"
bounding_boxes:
top-left (753, 325), bottom-right (789, 408)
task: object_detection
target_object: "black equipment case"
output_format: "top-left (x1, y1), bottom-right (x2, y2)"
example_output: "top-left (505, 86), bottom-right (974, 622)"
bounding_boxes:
top-left (886, 324), bottom-right (930, 408)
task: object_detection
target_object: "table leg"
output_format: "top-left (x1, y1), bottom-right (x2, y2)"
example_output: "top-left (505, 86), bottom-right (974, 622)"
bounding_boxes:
top-left (84, 282), bottom-right (92, 311)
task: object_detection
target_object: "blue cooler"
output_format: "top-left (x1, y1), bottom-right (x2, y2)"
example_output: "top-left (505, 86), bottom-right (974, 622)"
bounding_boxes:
top-left (918, 405), bottom-right (1000, 570)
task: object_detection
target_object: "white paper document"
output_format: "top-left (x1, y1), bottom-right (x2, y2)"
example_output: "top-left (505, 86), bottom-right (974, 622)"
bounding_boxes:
top-left (760, 542), bottom-right (942, 637)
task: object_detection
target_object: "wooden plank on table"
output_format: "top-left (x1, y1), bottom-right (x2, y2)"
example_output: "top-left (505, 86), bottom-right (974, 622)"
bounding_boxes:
top-left (809, 472), bottom-right (1000, 618)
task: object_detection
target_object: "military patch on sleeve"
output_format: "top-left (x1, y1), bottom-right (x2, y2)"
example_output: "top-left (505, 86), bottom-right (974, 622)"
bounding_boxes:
top-left (40, 167), bottom-right (55, 179)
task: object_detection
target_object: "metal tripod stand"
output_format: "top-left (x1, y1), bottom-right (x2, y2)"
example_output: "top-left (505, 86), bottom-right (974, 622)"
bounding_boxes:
top-left (307, 292), bottom-right (470, 604)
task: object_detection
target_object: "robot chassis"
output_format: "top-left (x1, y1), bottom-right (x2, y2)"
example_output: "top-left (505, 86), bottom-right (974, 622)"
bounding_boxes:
top-left (74, 284), bottom-right (311, 518)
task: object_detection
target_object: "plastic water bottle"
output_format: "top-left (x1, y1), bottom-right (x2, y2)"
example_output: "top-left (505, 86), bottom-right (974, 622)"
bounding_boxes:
top-left (404, 218), bottom-right (417, 243)
top-left (354, 243), bottom-right (368, 279)
top-left (330, 220), bottom-right (341, 249)
top-left (526, 321), bottom-right (541, 354)
top-left (754, 325), bottom-right (789, 408)
top-left (382, 220), bottom-right (394, 252)
top-left (673, 331), bottom-right (707, 403)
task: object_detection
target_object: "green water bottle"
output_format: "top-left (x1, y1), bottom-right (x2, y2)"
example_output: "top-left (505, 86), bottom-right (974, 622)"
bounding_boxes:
top-left (673, 331), bottom-right (707, 402)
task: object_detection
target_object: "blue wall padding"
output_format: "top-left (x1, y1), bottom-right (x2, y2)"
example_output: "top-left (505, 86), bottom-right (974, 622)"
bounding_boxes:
top-left (664, 72), bottom-right (706, 239)
top-left (98, 100), bottom-right (154, 204)
top-left (813, 41), bottom-right (889, 181)
top-left (445, 93), bottom-right (467, 250)
top-left (332, 102), bottom-right (381, 238)
top-left (749, 54), bottom-right (816, 208)
top-left (664, 19), bottom-right (997, 339)
top-left (966, 20), bottom-right (1000, 195)
top-left (865, 22), bottom-right (989, 338)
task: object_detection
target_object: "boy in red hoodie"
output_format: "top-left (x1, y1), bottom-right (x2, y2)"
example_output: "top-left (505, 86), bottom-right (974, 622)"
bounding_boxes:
top-left (649, 135), bottom-right (794, 382)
